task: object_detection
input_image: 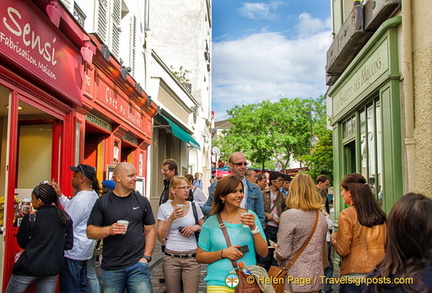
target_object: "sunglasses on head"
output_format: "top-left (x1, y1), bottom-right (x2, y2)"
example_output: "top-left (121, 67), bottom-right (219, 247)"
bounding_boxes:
top-left (77, 164), bottom-right (88, 178)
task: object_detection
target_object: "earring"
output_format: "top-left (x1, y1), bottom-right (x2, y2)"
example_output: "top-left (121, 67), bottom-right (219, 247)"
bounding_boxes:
top-left (221, 199), bottom-right (225, 204)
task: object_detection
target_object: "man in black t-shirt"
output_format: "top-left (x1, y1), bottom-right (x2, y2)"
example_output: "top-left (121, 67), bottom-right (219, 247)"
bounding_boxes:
top-left (87, 162), bottom-right (156, 292)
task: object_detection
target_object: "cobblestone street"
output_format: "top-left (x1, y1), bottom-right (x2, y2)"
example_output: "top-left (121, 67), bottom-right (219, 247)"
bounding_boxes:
top-left (150, 245), bottom-right (207, 293)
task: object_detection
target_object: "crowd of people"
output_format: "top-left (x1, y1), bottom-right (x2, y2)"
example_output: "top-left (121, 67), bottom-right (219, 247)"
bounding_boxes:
top-left (6, 152), bottom-right (432, 293)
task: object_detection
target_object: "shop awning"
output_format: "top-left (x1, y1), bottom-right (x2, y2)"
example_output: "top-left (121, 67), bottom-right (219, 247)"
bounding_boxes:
top-left (160, 114), bottom-right (200, 149)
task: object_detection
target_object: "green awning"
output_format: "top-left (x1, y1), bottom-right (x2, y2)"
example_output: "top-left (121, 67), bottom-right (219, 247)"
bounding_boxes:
top-left (160, 114), bottom-right (200, 149)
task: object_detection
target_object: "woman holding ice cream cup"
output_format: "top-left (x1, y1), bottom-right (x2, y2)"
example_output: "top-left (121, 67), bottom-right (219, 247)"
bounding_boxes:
top-left (156, 176), bottom-right (204, 293)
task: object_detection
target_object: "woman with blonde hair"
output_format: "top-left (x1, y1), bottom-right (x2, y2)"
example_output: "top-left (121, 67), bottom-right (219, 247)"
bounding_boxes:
top-left (331, 173), bottom-right (386, 293)
top-left (275, 172), bottom-right (328, 293)
top-left (156, 176), bottom-right (204, 293)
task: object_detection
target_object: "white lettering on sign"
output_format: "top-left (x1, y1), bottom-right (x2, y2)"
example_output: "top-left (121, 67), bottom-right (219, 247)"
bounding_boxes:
top-left (105, 88), bottom-right (118, 109)
top-left (128, 111), bottom-right (141, 127)
top-left (1, 6), bottom-right (58, 79)
top-left (332, 39), bottom-right (389, 115)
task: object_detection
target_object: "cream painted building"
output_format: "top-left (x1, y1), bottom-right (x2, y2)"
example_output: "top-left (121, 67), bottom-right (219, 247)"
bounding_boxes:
top-left (145, 0), bottom-right (212, 208)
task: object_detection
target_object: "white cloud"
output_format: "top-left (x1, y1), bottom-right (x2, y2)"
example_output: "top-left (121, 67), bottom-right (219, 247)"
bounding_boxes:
top-left (238, 1), bottom-right (284, 20)
top-left (212, 14), bottom-right (332, 120)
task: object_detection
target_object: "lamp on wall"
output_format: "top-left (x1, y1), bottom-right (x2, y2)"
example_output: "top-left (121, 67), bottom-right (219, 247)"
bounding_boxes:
top-left (101, 44), bottom-right (110, 61)
top-left (135, 83), bottom-right (143, 94)
top-left (120, 66), bottom-right (131, 79)
top-left (80, 40), bottom-right (93, 64)
top-left (146, 96), bottom-right (152, 107)
top-left (46, 0), bottom-right (61, 27)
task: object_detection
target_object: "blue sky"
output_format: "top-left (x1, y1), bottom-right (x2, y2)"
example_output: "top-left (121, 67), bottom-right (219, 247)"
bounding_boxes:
top-left (212, 0), bottom-right (332, 120)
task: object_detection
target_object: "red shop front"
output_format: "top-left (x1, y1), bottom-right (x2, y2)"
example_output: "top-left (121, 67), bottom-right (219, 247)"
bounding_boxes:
top-left (78, 34), bottom-right (157, 192)
top-left (0, 0), bottom-right (91, 290)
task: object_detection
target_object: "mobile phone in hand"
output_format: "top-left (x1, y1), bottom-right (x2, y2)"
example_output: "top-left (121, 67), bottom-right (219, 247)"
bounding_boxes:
top-left (237, 245), bottom-right (249, 253)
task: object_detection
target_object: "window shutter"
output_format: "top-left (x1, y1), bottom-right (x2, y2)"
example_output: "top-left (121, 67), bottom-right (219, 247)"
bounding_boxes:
top-left (111, 0), bottom-right (121, 57)
top-left (97, 0), bottom-right (108, 44)
top-left (131, 15), bottom-right (137, 75)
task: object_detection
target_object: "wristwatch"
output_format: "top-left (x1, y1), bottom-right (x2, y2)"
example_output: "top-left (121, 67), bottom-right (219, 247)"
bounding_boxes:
top-left (142, 255), bottom-right (152, 263)
top-left (251, 226), bottom-right (260, 235)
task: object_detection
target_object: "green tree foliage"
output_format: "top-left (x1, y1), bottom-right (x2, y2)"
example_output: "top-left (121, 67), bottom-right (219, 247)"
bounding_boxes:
top-left (213, 96), bottom-right (333, 176)
top-left (301, 129), bottom-right (333, 181)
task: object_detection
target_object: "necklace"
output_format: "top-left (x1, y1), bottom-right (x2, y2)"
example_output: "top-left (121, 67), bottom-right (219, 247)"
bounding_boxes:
top-left (223, 211), bottom-right (240, 224)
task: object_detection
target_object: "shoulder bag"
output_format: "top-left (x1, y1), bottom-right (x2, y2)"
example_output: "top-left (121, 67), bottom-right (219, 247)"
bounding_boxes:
top-left (217, 214), bottom-right (262, 293)
top-left (268, 210), bottom-right (319, 293)
top-left (191, 202), bottom-right (201, 243)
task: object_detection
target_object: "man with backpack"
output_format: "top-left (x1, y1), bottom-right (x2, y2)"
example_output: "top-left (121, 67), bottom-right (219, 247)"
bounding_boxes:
top-left (87, 162), bottom-right (156, 292)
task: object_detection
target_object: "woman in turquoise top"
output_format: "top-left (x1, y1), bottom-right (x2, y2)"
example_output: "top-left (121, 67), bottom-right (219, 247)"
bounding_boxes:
top-left (196, 175), bottom-right (267, 292)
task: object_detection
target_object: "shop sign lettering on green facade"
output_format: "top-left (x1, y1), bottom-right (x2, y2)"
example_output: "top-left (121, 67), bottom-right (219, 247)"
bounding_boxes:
top-left (332, 39), bottom-right (389, 117)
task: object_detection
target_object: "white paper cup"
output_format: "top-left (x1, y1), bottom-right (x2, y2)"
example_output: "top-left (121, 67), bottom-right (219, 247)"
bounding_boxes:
top-left (117, 220), bottom-right (129, 234)
top-left (240, 213), bottom-right (249, 228)
top-left (176, 204), bottom-right (185, 211)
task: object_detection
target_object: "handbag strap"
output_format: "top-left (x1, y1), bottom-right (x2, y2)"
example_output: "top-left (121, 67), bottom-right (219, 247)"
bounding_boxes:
top-left (191, 202), bottom-right (200, 243)
top-left (284, 210), bottom-right (319, 271)
top-left (217, 214), bottom-right (238, 268)
top-left (191, 202), bottom-right (199, 224)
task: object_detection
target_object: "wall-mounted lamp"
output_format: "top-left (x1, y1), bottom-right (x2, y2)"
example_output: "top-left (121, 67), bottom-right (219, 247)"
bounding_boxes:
top-left (190, 106), bottom-right (197, 112)
top-left (120, 66), bottom-right (131, 80)
top-left (46, 0), bottom-right (61, 27)
top-left (146, 96), bottom-right (152, 107)
top-left (135, 83), bottom-right (143, 94)
top-left (80, 40), bottom-right (93, 64)
top-left (101, 44), bottom-right (110, 61)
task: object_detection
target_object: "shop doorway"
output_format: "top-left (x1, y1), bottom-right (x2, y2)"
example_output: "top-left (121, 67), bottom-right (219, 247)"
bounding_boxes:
top-left (84, 123), bottom-right (109, 184)
top-left (0, 86), bottom-right (62, 290)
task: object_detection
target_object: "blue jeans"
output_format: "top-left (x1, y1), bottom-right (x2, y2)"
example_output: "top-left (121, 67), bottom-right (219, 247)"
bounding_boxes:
top-left (339, 282), bottom-right (363, 293)
top-left (324, 242), bottom-right (334, 292)
top-left (101, 261), bottom-right (152, 293)
top-left (60, 258), bottom-right (88, 293)
top-left (5, 274), bottom-right (58, 293)
top-left (87, 255), bottom-right (100, 293)
top-left (259, 225), bottom-right (278, 271)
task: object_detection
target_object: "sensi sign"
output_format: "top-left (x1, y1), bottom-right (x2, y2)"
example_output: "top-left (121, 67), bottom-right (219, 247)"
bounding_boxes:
top-left (3, 7), bottom-right (58, 67)
top-left (0, 0), bottom-right (82, 105)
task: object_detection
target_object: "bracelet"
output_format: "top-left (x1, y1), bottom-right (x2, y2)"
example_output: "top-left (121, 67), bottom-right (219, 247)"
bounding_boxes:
top-left (220, 249), bottom-right (224, 259)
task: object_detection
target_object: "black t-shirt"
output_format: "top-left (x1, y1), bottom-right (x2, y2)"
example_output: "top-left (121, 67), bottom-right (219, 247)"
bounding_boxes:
top-left (87, 191), bottom-right (155, 270)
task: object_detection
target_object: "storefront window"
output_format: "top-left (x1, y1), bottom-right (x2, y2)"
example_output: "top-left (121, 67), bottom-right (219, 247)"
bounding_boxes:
top-left (360, 110), bottom-right (367, 178)
top-left (367, 103), bottom-right (376, 185)
top-left (342, 115), bottom-right (356, 138)
top-left (376, 100), bottom-right (383, 206)
top-left (75, 121), bottom-right (81, 166)
top-left (356, 98), bottom-right (382, 204)
top-left (113, 140), bottom-right (119, 164)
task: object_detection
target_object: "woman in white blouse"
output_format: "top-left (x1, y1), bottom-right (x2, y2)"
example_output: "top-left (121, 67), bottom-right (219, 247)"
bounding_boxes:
top-left (156, 176), bottom-right (204, 293)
